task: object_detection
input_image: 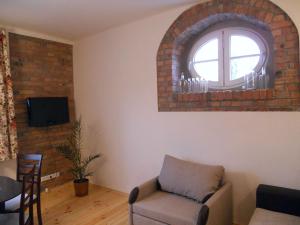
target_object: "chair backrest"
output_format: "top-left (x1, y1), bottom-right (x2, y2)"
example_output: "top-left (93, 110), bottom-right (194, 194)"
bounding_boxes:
top-left (19, 165), bottom-right (35, 225)
top-left (17, 154), bottom-right (43, 192)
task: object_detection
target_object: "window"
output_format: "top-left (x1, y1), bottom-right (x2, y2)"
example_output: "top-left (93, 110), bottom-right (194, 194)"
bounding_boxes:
top-left (188, 28), bottom-right (267, 90)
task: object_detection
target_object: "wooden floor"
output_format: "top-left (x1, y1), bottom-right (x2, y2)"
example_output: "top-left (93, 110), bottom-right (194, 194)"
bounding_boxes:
top-left (39, 182), bottom-right (239, 225)
top-left (39, 182), bottom-right (129, 225)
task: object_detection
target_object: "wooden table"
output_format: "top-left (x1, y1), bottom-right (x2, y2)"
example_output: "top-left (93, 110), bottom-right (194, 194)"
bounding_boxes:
top-left (0, 176), bottom-right (22, 211)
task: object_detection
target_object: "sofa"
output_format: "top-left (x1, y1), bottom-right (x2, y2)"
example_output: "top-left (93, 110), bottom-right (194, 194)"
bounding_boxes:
top-left (249, 184), bottom-right (300, 225)
top-left (128, 155), bottom-right (233, 225)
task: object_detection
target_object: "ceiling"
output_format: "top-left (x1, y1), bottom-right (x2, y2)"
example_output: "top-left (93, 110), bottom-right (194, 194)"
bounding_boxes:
top-left (0, 0), bottom-right (198, 41)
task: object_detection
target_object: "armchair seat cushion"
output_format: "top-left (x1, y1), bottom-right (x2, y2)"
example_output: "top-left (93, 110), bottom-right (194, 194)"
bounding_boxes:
top-left (249, 208), bottom-right (300, 225)
top-left (133, 191), bottom-right (202, 225)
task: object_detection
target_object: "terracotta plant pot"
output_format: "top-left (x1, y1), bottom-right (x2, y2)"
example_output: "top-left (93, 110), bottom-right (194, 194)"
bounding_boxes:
top-left (73, 178), bottom-right (89, 197)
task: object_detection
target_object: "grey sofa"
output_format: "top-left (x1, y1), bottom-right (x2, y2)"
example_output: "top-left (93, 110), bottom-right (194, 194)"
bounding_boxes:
top-left (249, 184), bottom-right (300, 225)
top-left (128, 155), bottom-right (233, 225)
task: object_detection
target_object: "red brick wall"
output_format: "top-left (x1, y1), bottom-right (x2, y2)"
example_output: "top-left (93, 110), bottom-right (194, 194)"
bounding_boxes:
top-left (9, 33), bottom-right (74, 188)
top-left (157, 0), bottom-right (300, 111)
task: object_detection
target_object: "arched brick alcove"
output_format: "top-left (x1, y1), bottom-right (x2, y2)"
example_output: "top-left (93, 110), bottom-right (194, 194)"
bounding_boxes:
top-left (157, 0), bottom-right (300, 111)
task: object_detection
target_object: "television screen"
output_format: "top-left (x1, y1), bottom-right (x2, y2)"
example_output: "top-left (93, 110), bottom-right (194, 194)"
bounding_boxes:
top-left (27, 97), bottom-right (70, 127)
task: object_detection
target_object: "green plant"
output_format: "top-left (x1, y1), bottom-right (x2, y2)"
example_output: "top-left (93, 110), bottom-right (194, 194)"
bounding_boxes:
top-left (56, 118), bottom-right (100, 180)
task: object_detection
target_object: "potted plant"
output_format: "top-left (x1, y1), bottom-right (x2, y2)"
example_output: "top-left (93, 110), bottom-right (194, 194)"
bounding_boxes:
top-left (55, 118), bottom-right (100, 197)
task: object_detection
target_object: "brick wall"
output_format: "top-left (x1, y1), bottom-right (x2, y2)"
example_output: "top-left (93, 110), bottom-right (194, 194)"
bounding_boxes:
top-left (9, 33), bottom-right (75, 188)
top-left (157, 0), bottom-right (300, 111)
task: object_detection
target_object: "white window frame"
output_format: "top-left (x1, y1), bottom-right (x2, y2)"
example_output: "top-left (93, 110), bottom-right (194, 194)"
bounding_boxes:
top-left (188, 27), bottom-right (268, 90)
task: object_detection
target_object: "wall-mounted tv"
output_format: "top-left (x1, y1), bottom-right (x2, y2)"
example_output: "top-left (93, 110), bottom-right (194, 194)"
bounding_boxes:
top-left (27, 97), bottom-right (70, 127)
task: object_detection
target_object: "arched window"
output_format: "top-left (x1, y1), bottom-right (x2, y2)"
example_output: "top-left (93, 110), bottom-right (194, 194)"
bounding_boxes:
top-left (188, 27), bottom-right (268, 90)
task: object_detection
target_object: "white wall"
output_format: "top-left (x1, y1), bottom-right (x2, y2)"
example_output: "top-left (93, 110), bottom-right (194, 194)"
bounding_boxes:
top-left (74, 1), bottom-right (300, 224)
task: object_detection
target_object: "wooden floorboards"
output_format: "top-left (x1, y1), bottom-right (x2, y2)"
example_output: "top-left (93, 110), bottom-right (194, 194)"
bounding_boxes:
top-left (39, 182), bottom-right (129, 225)
top-left (39, 182), bottom-right (239, 225)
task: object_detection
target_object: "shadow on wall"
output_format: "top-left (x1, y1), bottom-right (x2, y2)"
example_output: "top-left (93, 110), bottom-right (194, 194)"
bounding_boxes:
top-left (0, 159), bottom-right (17, 178)
top-left (82, 121), bottom-right (105, 184)
top-left (227, 171), bottom-right (260, 225)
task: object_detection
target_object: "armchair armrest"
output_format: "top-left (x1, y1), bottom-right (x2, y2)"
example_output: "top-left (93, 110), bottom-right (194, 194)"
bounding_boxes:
top-left (204, 182), bottom-right (233, 225)
top-left (128, 177), bottom-right (159, 225)
top-left (128, 177), bottom-right (159, 204)
top-left (256, 184), bottom-right (300, 217)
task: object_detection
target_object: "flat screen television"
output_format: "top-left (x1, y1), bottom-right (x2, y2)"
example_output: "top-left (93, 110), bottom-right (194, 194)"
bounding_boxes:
top-left (27, 97), bottom-right (70, 127)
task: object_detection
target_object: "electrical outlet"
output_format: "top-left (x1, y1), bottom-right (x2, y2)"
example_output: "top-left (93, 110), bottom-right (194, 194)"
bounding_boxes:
top-left (41, 172), bottom-right (60, 182)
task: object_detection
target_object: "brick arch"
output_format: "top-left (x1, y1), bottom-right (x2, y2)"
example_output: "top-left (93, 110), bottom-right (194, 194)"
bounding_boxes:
top-left (174, 14), bottom-right (274, 87)
top-left (157, 0), bottom-right (300, 111)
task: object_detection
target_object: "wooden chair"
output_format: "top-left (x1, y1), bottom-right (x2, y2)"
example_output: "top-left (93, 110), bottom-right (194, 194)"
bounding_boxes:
top-left (0, 165), bottom-right (35, 225)
top-left (2, 154), bottom-right (43, 225)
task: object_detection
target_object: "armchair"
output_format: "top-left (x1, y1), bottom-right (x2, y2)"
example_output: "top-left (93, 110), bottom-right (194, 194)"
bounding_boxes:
top-left (249, 184), bottom-right (300, 225)
top-left (128, 155), bottom-right (233, 225)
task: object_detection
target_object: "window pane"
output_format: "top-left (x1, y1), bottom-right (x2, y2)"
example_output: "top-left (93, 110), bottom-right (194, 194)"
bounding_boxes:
top-left (194, 38), bottom-right (218, 62)
top-left (231, 35), bottom-right (260, 57)
top-left (194, 61), bottom-right (218, 81)
top-left (230, 56), bottom-right (260, 80)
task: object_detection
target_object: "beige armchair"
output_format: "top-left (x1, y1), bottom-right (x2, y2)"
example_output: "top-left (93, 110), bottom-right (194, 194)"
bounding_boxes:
top-left (128, 155), bottom-right (233, 225)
